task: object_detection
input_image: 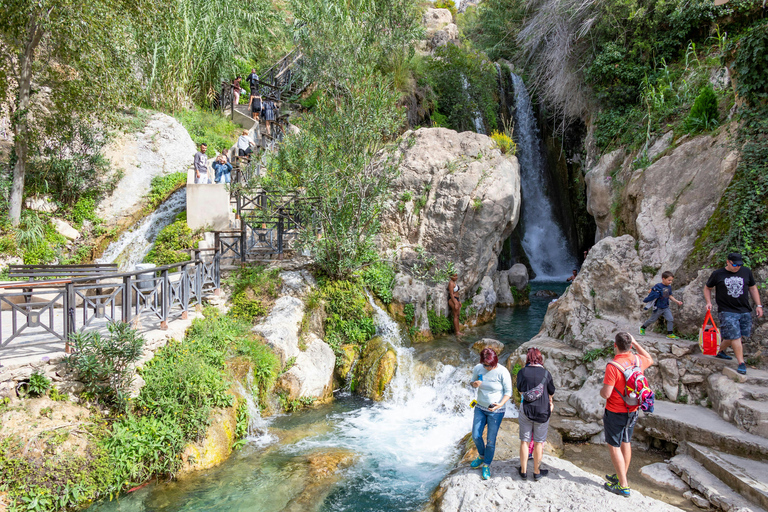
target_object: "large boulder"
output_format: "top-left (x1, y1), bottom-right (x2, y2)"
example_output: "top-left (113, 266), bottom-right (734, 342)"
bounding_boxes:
top-left (99, 112), bottom-right (197, 222)
top-left (353, 336), bottom-right (398, 401)
top-left (253, 295), bottom-right (305, 365)
top-left (585, 148), bottom-right (625, 242)
top-left (623, 129), bottom-right (739, 278)
top-left (275, 333), bottom-right (335, 402)
top-left (378, 128), bottom-right (521, 333)
top-left (539, 235), bottom-right (648, 345)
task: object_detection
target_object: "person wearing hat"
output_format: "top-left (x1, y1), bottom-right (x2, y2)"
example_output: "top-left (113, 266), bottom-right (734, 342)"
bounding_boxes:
top-left (704, 252), bottom-right (763, 375)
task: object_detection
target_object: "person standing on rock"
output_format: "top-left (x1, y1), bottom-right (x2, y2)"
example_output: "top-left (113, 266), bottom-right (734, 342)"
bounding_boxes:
top-left (704, 252), bottom-right (763, 375)
top-left (448, 274), bottom-right (462, 336)
top-left (516, 347), bottom-right (555, 481)
top-left (194, 143), bottom-right (209, 184)
top-left (469, 348), bottom-right (512, 480)
top-left (600, 332), bottom-right (653, 497)
top-left (639, 271), bottom-right (683, 339)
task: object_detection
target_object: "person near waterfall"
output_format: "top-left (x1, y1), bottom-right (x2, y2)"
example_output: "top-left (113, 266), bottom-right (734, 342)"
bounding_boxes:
top-left (447, 274), bottom-right (462, 336)
top-left (516, 347), bottom-right (555, 481)
top-left (639, 271), bottom-right (683, 339)
top-left (469, 348), bottom-right (512, 480)
top-left (600, 332), bottom-right (653, 497)
top-left (704, 252), bottom-right (763, 375)
top-left (193, 143), bottom-right (209, 184)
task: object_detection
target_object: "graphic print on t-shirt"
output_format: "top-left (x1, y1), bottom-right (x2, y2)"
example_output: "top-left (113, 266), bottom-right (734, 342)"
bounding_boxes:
top-left (725, 276), bottom-right (744, 298)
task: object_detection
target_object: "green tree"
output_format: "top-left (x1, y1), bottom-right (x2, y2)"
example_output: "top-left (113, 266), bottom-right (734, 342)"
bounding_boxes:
top-left (0, 0), bottom-right (152, 225)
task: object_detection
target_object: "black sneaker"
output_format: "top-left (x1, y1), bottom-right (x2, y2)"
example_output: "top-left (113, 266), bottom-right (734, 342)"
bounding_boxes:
top-left (715, 351), bottom-right (733, 360)
top-left (605, 473), bottom-right (619, 484)
top-left (534, 469), bottom-right (549, 481)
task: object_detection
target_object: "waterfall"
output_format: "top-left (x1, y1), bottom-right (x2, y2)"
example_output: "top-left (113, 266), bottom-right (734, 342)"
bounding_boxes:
top-left (234, 377), bottom-right (277, 447)
top-left (461, 76), bottom-right (486, 135)
top-left (510, 73), bottom-right (577, 280)
top-left (97, 189), bottom-right (186, 271)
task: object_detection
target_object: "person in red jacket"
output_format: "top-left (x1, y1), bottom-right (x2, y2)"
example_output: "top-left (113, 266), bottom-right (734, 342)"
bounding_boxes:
top-left (599, 332), bottom-right (653, 497)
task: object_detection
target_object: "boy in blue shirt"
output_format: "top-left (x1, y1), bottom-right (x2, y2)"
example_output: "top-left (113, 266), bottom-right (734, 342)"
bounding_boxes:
top-left (639, 271), bottom-right (683, 339)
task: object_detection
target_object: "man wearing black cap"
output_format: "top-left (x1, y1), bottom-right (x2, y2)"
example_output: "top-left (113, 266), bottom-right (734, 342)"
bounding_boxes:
top-left (704, 252), bottom-right (763, 375)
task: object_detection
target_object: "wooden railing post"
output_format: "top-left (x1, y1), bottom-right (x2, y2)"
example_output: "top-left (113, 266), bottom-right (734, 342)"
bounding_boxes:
top-left (160, 269), bottom-right (169, 329)
top-left (214, 249), bottom-right (222, 295)
top-left (181, 263), bottom-right (189, 319)
top-left (195, 253), bottom-right (203, 305)
top-left (122, 275), bottom-right (133, 325)
top-left (64, 282), bottom-right (76, 353)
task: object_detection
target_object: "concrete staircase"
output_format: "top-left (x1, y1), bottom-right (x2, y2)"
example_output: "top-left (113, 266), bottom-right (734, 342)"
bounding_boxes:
top-left (638, 363), bottom-right (768, 512)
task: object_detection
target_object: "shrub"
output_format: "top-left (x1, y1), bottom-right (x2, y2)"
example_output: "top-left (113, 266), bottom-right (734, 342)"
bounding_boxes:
top-left (27, 371), bottom-right (51, 397)
top-left (361, 261), bottom-right (396, 304)
top-left (174, 109), bottom-right (241, 154)
top-left (144, 214), bottom-right (200, 266)
top-left (65, 322), bottom-right (145, 410)
top-left (228, 292), bottom-right (267, 322)
top-left (322, 280), bottom-right (376, 353)
top-left (491, 131), bottom-right (516, 154)
top-left (145, 172), bottom-right (187, 211)
top-left (69, 195), bottom-right (101, 227)
top-left (434, 0), bottom-right (456, 18)
top-left (684, 85), bottom-right (719, 133)
top-left (428, 309), bottom-right (452, 335)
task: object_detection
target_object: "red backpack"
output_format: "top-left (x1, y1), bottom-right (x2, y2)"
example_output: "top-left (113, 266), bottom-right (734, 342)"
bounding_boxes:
top-left (608, 356), bottom-right (655, 413)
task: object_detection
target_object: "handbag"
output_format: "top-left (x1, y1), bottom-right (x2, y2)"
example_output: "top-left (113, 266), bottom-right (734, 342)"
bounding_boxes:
top-left (522, 374), bottom-right (548, 402)
top-left (699, 310), bottom-right (721, 356)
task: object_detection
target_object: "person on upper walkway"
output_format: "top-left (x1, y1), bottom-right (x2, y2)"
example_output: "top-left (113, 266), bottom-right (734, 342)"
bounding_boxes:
top-left (704, 252), bottom-right (763, 375)
top-left (212, 154), bottom-right (232, 184)
top-left (233, 76), bottom-right (242, 105)
top-left (600, 332), bottom-right (653, 498)
top-left (237, 130), bottom-right (256, 158)
top-left (247, 69), bottom-right (259, 91)
top-left (469, 348), bottom-right (512, 481)
top-left (249, 90), bottom-right (262, 122)
top-left (639, 271), bottom-right (683, 339)
top-left (193, 143), bottom-right (209, 184)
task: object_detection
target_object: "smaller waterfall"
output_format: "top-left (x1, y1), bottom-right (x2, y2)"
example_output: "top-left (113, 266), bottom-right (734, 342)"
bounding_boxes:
top-left (97, 189), bottom-right (186, 271)
top-left (461, 76), bottom-right (486, 135)
top-left (234, 377), bottom-right (277, 447)
top-left (511, 73), bottom-right (577, 280)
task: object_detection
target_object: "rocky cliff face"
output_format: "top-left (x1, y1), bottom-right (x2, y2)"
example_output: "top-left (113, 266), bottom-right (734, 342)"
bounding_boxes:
top-left (378, 127), bottom-right (521, 336)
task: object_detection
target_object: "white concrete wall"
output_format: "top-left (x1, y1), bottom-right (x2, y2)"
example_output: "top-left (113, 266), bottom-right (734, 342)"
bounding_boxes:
top-left (186, 166), bottom-right (230, 231)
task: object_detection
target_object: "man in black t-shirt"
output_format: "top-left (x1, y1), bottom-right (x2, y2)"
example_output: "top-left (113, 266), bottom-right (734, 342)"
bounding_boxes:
top-left (704, 252), bottom-right (764, 375)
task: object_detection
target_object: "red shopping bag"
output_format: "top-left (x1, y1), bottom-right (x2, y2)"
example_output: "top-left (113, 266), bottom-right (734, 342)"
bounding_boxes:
top-left (699, 310), bottom-right (721, 356)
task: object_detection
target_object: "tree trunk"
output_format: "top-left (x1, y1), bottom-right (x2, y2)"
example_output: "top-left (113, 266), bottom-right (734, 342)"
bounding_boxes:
top-left (9, 17), bottom-right (43, 226)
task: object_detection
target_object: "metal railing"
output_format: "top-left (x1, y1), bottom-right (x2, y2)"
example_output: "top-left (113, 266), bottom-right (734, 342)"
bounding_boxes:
top-left (0, 249), bottom-right (220, 353)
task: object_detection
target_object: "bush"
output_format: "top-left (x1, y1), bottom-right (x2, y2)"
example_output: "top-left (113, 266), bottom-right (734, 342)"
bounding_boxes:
top-left (144, 214), bottom-right (200, 266)
top-left (228, 292), bottom-right (267, 322)
top-left (322, 280), bottom-right (376, 353)
top-left (26, 371), bottom-right (51, 397)
top-left (361, 261), bottom-right (396, 304)
top-left (225, 266), bottom-right (281, 322)
top-left (174, 109), bottom-right (241, 154)
top-left (145, 172), bottom-right (187, 211)
top-left (65, 322), bottom-right (145, 410)
top-left (434, 0), bottom-right (456, 18)
top-left (684, 85), bottom-right (719, 133)
top-left (491, 131), bottom-right (516, 154)
top-left (428, 309), bottom-right (452, 335)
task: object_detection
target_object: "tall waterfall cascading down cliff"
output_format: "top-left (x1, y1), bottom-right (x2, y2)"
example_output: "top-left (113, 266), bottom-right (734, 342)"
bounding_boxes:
top-left (510, 73), bottom-right (577, 280)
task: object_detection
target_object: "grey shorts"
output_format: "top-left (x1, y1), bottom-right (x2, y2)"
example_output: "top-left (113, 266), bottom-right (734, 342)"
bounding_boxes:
top-left (718, 311), bottom-right (752, 340)
top-left (518, 410), bottom-right (549, 443)
top-left (604, 409), bottom-right (639, 448)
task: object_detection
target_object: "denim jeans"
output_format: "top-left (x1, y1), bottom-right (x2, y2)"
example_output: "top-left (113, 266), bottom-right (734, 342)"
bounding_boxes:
top-left (472, 406), bottom-right (504, 465)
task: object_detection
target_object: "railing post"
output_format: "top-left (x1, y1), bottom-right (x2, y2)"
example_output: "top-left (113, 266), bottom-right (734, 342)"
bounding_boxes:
top-left (214, 249), bottom-right (222, 295)
top-left (277, 210), bottom-right (284, 259)
top-left (181, 263), bottom-right (189, 319)
top-left (122, 275), bottom-right (133, 325)
top-left (230, 83), bottom-right (235, 121)
top-left (160, 269), bottom-right (169, 330)
top-left (195, 254), bottom-right (203, 306)
top-left (64, 282), bottom-right (76, 354)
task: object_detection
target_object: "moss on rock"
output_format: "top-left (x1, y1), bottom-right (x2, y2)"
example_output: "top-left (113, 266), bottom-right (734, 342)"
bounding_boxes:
top-left (352, 337), bottom-right (398, 401)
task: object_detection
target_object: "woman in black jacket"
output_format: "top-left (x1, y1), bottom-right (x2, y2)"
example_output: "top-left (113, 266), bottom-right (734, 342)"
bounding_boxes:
top-left (516, 347), bottom-right (555, 481)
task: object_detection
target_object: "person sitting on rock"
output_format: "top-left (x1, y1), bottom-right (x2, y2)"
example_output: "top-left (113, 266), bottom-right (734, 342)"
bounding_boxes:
top-left (600, 332), bottom-right (653, 497)
top-left (469, 348), bottom-right (512, 480)
top-left (447, 273), bottom-right (462, 336)
top-left (566, 269), bottom-right (577, 282)
top-left (516, 347), bottom-right (555, 481)
top-left (704, 252), bottom-right (763, 375)
top-left (639, 271), bottom-right (683, 339)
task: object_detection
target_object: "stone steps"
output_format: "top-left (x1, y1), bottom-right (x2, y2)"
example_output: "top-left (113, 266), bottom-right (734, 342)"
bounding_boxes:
top-left (669, 454), bottom-right (767, 512)
top-left (687, 442), bottom-right (768, 511)
top-left (707, 366), bottom-right (768, 438)
top-left (638, 401), bottom-right (768, 460)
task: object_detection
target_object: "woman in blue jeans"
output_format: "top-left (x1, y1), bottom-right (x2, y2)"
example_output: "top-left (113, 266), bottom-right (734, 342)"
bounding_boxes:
top-left (469, 347), bottom-right (513, 480)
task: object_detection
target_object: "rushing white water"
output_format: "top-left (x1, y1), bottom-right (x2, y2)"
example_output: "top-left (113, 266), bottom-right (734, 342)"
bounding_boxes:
top-left (510, 73), bottom-right (577, 280)
top-left (97, 189), bottom-right (186, 271)
top-left (461, 76), bottom-right (486, 135)
top-left (235, 376), bottom-right (278, 448)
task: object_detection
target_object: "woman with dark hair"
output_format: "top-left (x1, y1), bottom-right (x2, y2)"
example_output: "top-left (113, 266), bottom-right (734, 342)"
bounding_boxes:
top-left (233, 76), bottom-right (242, 105)
top-left (469, 348), bottom-right (512, 480)
top-left (516, 347), bottom-right (556, 481)
top-left (447, 273), bottom-right (462, 336)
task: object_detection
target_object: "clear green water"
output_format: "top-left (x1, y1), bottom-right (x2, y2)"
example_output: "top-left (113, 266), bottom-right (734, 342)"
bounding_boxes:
top-left (88, 281), bottom-right (569, 512)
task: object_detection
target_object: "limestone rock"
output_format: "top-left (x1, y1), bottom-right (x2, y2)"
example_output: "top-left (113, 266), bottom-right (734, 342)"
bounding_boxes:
top-left (493, 270), bottom-right (515, 307)
top-left (508, 263), bottom-right (529, 290)
top-left (429, 457), bottom-right (683, 512)
top-left (390, 273), bottom-right (430, 335)
top-left (422, 8), bottom-right (453, 36)
top-left (99, 112), bottom-right (197, 221)
top-left (51, 218), bottom-right (81, 241)
top-left (460, 418), bottom-right (563, 463)
top-left (179, 406), bottom-right (237, 475)
top-left (647, 131), bottom-right (674, 161)
top-left (540, 235), bottom-right (648, 344)
top-left (127, 374), bottom-right (146, 399)
top-left (280, 270), bottom-right (317, 298)
top-left (276, 333), bottom-right (335, 401)
top-left (585, 149), bottom-right (624, 242)
top-left (353, 337), bottom-right (398, 401)
top-left (659, 358), bottom-right (680, 402)
top-left (25, 195), bottom-right (57, 213)
top-left (252, 295), bottom-right (304, 365)
top-left (378, 128), bottom-right (521, 326)
top-left (624, 129), bottom-right (739, 278)
top-left (471, 338), bottom-right (504, 355)
top-left (567, 374), bottom-right (605, 422)
top-left (640, 462), bottom-right (690, 493)
top-left (549, 415), bottom-right (603, 441)
top-left (469, 275), bottom-right (496, 324)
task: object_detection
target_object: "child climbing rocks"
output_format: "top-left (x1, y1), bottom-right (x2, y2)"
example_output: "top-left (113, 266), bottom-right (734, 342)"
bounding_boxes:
top-left (639, 271), bottom-right (683, 339)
